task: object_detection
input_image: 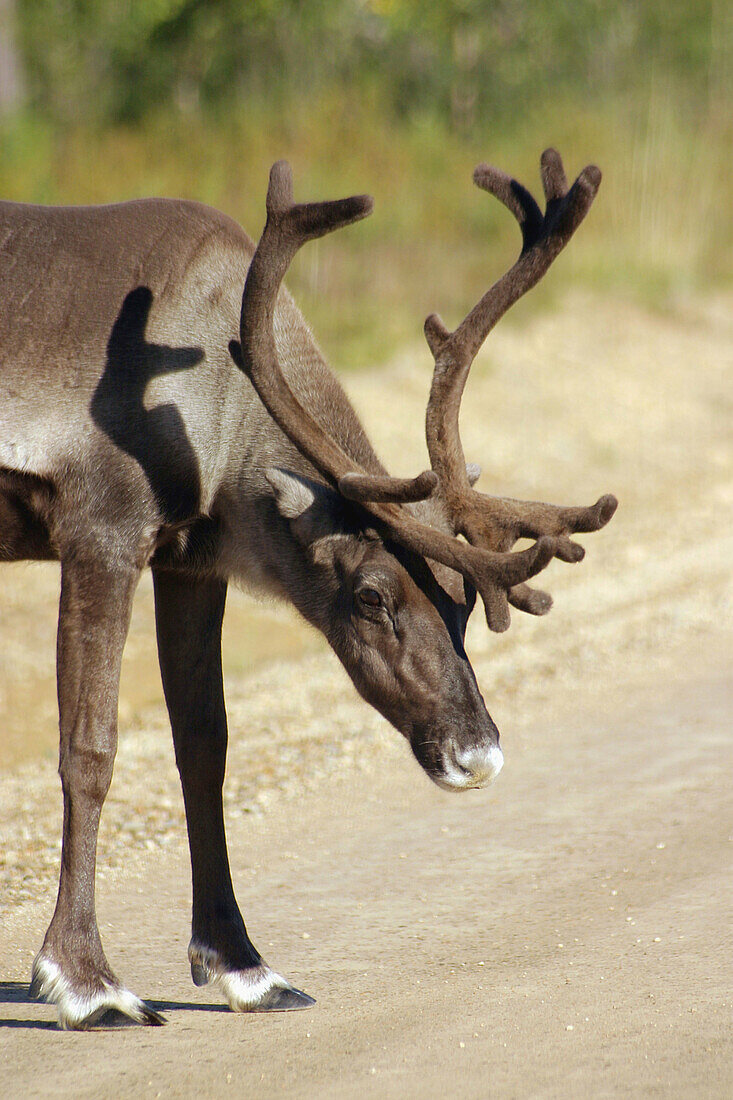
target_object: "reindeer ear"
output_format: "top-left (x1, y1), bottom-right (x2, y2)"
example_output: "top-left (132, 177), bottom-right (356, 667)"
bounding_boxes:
top-left (266, 468), bottom-right (345, 548)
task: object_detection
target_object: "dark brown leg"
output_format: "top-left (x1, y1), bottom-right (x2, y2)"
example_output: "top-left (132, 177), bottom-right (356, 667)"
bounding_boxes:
top-left (153, 569), bottom-right (314, 1012)
top-left (30, 554), bottom-right (164, 1028)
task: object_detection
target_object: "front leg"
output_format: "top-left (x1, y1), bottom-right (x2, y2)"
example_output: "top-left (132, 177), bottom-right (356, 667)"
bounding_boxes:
top-left (31, 554), bottom-right (164, 1029)
top-left (152, 569), bottom-right (314, 1012)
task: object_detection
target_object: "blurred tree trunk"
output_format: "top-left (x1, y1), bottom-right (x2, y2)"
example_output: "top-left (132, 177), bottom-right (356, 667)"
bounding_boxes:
top-left (0, 0), bottom-right (24, 116)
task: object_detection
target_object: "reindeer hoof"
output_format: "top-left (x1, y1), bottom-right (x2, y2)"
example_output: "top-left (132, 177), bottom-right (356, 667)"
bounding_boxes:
top-left (188, 940), bottom-right (315, 1012)
top-left (218, 967), bottom-right (316, 1013)
top-left (30, 953), bottom-right (165, 1030)
top-left (251, 984), bottom-right (316, 1012)
top-left (73, 1003), bottom-right (166, 1029)
top-left (217, 972), bottom-right (315, 1012)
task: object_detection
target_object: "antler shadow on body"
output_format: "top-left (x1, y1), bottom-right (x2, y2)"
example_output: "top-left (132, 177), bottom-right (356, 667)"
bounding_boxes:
top-left (91, 285), bottom-right (204, 522)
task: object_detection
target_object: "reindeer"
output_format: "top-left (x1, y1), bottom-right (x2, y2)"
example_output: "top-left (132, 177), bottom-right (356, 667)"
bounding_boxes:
top-left (0, 149), bottom-right (615, 1028)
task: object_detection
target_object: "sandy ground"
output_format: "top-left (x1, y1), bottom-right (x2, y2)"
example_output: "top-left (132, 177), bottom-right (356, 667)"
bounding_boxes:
top-left (0, 290), bottom-right (731, 1097)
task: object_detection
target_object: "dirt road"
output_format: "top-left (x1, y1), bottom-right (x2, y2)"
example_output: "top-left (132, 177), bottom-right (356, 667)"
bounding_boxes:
top-left (1, 645), bottom-right (731, 1098)
top-left (1, 290), bottom-right (731, 1096)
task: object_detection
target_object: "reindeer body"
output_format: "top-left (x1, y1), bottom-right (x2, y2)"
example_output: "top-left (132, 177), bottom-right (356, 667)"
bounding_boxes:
top-left (0, 154), bottom-right (615, 1029)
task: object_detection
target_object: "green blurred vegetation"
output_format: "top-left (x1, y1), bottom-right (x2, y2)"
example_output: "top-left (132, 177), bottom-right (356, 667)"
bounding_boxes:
top-left (1, 1), bottom-right (731, 366)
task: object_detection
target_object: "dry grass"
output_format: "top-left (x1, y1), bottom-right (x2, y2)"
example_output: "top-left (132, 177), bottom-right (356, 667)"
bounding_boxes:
top-left (1, 92), bottom-right (730, 367)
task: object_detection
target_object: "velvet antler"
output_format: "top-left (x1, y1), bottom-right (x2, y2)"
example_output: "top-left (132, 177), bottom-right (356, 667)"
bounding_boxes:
top-left (235, 161), bottom-right (568, 629)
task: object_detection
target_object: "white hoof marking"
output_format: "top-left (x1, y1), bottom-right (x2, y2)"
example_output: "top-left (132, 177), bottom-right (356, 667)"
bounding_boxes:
top-left (31, 955), bottom-right (157, 1030)
top-left (188, 940), bottom-right (290, 1012)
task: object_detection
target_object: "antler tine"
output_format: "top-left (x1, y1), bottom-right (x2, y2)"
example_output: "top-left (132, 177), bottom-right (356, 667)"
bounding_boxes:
top-left (540, 147), bottom-right (568, 203)
top-left (339, 470), bottom-right (439, 505)
top-left (453, 149), bottom-right (601, 362)
top-left (471, 163), bottom-right (545, 252)
top-left (265, 160), bottom-right (373, 244)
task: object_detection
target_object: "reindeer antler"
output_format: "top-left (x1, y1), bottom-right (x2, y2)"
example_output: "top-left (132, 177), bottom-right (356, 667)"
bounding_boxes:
top-left (235, 157), bottom-right (615, 632)
top-left (424, 149), bottom-right (617, 628)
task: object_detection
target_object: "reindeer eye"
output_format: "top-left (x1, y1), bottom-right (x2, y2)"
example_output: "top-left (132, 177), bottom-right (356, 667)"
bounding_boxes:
top-left (357, 587), bottom-right (382, 611)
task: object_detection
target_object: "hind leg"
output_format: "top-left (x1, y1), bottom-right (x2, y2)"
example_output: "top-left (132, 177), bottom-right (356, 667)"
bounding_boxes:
top-left (30, 552), bottom-right (164, 1029)
top-left (153, 569), bottom-right (314, 1012)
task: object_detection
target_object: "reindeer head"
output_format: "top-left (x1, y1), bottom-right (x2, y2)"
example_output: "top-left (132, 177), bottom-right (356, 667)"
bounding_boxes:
top-left (230, 152), bottom-right (617, 791)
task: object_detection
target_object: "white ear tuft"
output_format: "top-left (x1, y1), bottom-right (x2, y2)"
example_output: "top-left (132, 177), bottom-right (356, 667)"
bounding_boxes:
top-left (466, 463), bottom-right (482, 486)
top-left (265, 468), bottom-right (346, 549)
top-left (265, 468), bottom-right (318, 520)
